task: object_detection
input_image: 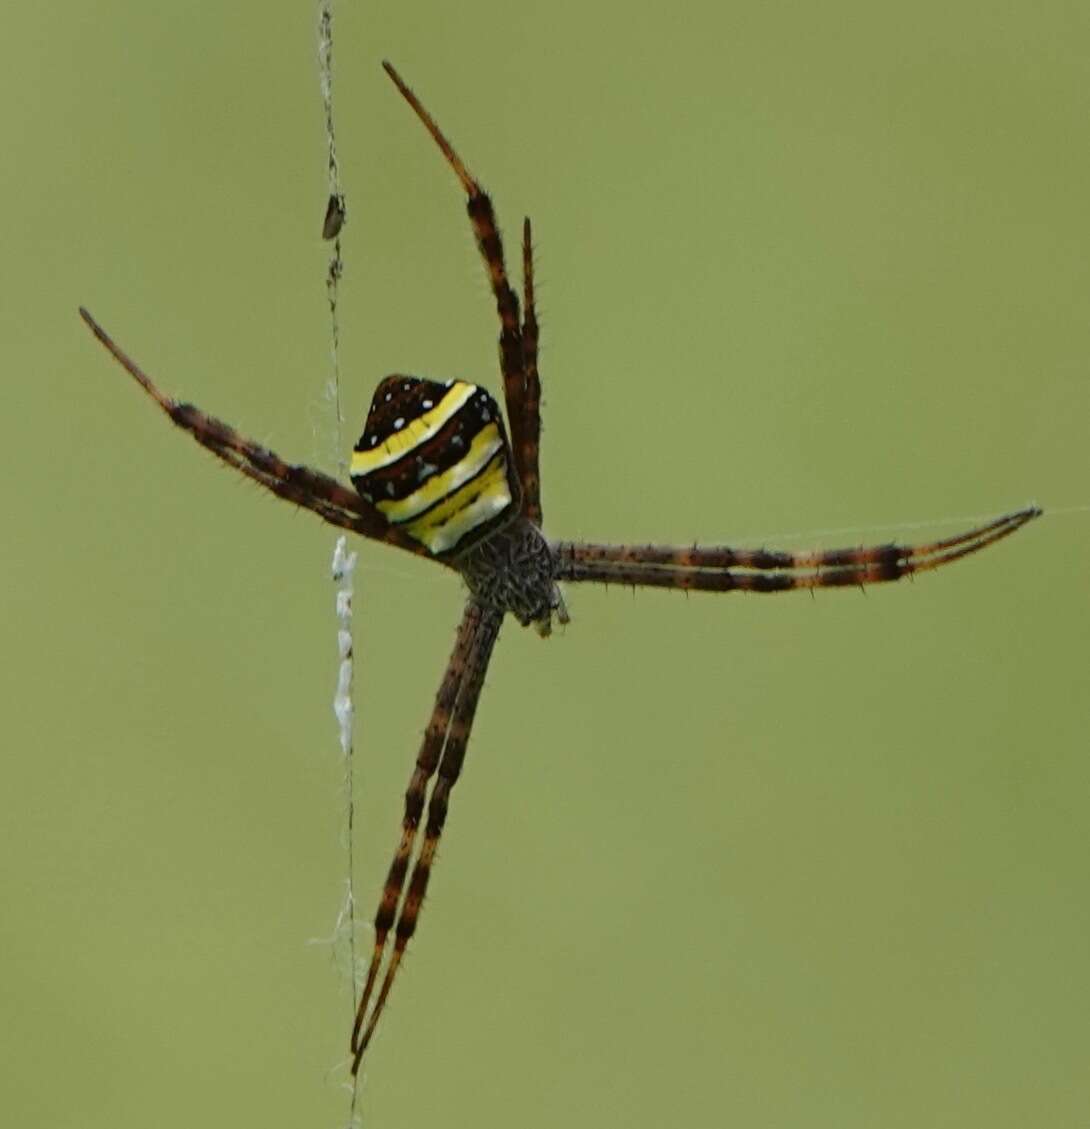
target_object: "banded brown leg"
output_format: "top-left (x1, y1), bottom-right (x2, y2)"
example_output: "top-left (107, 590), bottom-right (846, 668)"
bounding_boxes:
top-left (520, 217), bottom-right (543, 525)
top-left (381, 62), bottom-right (535, 510)
top-left (555, 506), bottom-right (1041, 592)
top-left (349, 601), bottom-right (486, 1052)
top-left (352, 599), bottom-right (503, 1073)
top-left (79, 308), bottom-right (440, 562)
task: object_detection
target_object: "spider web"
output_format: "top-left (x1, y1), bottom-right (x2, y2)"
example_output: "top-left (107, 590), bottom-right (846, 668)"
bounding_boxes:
top-left (704, 501), bottom-right (1086, 557)
top-left (315, 4), bottom-right (363, 1123)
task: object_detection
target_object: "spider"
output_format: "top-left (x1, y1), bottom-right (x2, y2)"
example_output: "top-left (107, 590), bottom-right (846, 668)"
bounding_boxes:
top-left (80, 60), bottom-right (1040, 1077)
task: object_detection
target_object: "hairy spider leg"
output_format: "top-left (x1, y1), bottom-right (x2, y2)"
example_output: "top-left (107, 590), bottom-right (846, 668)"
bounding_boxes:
top-left (520, 217), bottom-right (543, 524)
top-left (556, 507), bottom-right (1040, 592)
top-left (350, 601), bottom-right (484, 1052)
top-left (79, 308), bottom-right (437, 562)
top-left (352, 600), bottom-right (503, 1073)
top-left (381, 62), bottom-right (540, 521)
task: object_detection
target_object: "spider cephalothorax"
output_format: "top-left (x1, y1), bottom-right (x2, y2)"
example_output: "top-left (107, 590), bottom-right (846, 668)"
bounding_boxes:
top-left (80, 59), bottom-right (1039, 1080)
top-left (457, 515), bottom-right (566, 630)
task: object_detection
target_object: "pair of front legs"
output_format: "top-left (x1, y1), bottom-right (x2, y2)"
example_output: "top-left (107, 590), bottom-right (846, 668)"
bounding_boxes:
top-left (379, 63), bottom-right (546, 530)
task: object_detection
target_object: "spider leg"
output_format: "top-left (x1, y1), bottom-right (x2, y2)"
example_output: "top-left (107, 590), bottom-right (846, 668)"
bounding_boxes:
top-left (79, 308), bottom-right (443, 564)
top-left (381, 62), bottom-right (533, 512)
top-left (519, 217), bottom-right (543, 525)
top-left (349, 601), bottom-right (484, 1052)
top-left (352, 599), bottom-right (503, 1074)
top-left (555, 506), bottom-right (1040, 592)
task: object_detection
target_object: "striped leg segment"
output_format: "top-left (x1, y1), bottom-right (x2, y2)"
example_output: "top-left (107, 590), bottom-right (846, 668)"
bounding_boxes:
top-left (79, 308), bottom-right (437, 562)
top-left (351, 599), bottom-right (503, 1074)
top-left (381, 62), bottom-right (537, 516)
top-left (349, 601), bottom-right (485, 1052)
top-left (556, 506), bottom-right (1041, 592)
top-left (519, 217), bottom-right (543, 525)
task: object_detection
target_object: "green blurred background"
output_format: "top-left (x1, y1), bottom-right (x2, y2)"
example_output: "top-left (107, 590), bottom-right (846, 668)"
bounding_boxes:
top-left (3, 2), bottom-right (1088, 1126)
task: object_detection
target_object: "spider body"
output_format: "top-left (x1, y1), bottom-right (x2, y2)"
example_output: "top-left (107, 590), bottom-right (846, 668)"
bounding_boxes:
top-left (79, 60), bottom-right (1040, 1079)
top-left (351, 372), bottom-right (564, 628)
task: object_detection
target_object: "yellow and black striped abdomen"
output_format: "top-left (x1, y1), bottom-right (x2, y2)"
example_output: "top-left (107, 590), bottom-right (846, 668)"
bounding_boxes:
top-left (350, 376), bottom-right (515, 556)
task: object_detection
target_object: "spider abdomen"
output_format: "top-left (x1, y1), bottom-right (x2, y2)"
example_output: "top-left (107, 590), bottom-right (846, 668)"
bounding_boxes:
top-left (350, 375), bottom-right (516, 556)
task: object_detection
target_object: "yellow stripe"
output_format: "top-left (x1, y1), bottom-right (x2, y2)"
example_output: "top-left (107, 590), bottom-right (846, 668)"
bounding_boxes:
top-left (397, 452), bottom-right (512, 554)
top-left (349, 381), bottom-right (476, 477)
top-left (377, 423), bottom-right (503, 524)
